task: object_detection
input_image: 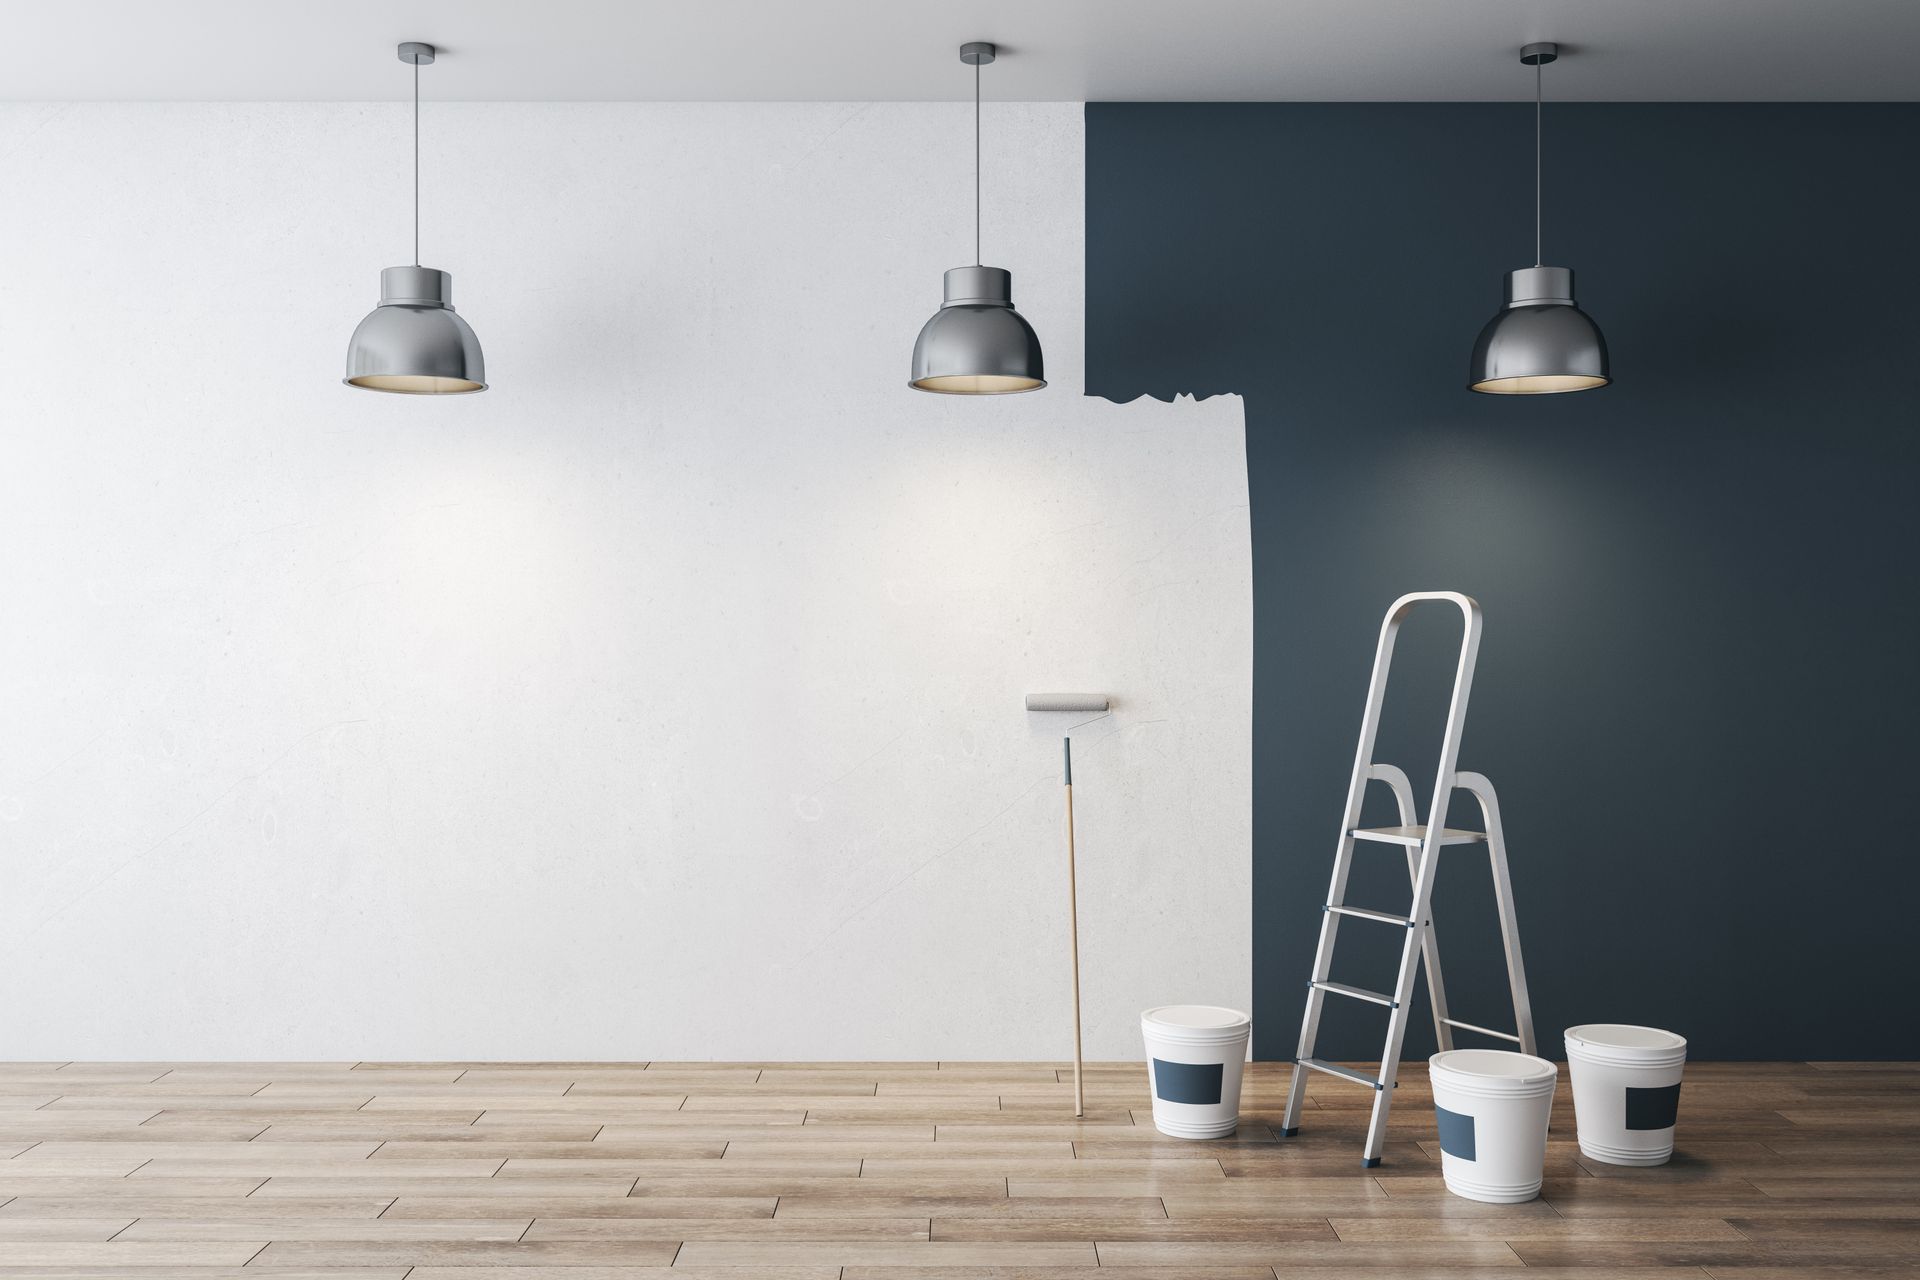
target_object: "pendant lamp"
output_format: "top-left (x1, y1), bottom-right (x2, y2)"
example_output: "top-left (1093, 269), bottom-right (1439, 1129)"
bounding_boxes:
top-left (909, 42), bottom-right (1045, 395)
top-left (1468, 42), bottom-right (1609, 395)
top-left (345, 42), bottom-right (486, 395)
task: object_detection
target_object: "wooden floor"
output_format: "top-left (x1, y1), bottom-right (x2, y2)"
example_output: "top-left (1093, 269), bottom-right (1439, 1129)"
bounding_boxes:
top-left (0, 1060), bottom-right (1914, 1279)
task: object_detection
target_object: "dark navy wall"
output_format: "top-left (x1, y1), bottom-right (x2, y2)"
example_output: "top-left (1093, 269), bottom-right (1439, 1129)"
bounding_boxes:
top-left (1085, 103), bottom-right (1920, 1060)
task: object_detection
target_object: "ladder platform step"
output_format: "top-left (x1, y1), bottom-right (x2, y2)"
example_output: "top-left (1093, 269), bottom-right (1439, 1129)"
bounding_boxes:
top-left (1352, 824), bottom-right (1486, 847)
top-left (1325, 903), bottom-right (1415, 927)
top-left (1311, 979), bottom-right (1399, 1008)
top-left (1296, 1057), bottom-right (1385, 1090)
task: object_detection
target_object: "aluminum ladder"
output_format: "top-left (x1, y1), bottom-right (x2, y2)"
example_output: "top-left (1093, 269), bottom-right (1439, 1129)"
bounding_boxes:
top-left (1279, 591), bottom-right (1537, 1166)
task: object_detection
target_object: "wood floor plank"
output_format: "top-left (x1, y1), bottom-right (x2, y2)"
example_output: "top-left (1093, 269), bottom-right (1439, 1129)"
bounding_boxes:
top-left (1094, 1240), bottom-right (1524, 1266)
top-left (500, 1156), bottom-right (863, 1177)
top-left (933, 1215), bottom-right (1338, 1241)
top-left (1553, 1195), bottom-right (1920, 1220)
top-left (863, 1157), bottom-right (1227, 1179)
top-left (252, 1175), bottom-right (637, 1198)
top-left (0, 1241), bottom-right (266, 1265)
top-left (0, 1113), bottom-right (163, 1136)
top-left (22, 1139), bottom-right (381, 1161)
top-left (675, 1240), bottom-right (1100, 1265)
top-left (356, 1061), bottom-right (652, 1071)
top-left (1162, 1192), bottom-right (1554, 1219)
top-left (929, 1124), bottom-right (1158, 1141)
top-left (840, 1270), bottom-right (1281, 1280)
top-left (258, 1080), bottom-right (574, 1097)
top-left (1329, 1216), bottom-right (1746, 1241)
top-left (0, 1270), bottom-right (408, 1280)
top-left (630, 1176), bottom-right (1013, 1198)
top-left (774, 1195), bottom-right (1167, 1219)
top-left (682, 1096), bottom-right (1003, 1114)
top-left (1510, 1239), bottom-right (1910, 1267)
top-left (118, 1217), bottom-right (533, 1240)
top-left (1074, 1135), bottom-right (1277, 1156)
top-left (728, 1139), bottom-right (1077, 1158)
top-left (478, 1108), bottom-right (803, 1126)
top-left (1009, 1177), bottom-right (1313, 1197)
top-left (1747, 1175), bottom-right (1920, 1197)
top-left (42, 1094), bottom-right (370, 1112)
top-left (262, 1122), bottom-right (603, 1142)
top-left (383, 1196), bottom-right (776, 1219)
top-left (0, 1177), bottom-right (265, 1198)
top-left (592, 1119), bottom-right (902, 1140)
top-left (131, 1156), bottom-right (505, 1178)
top-left (1699, 1271), bottom-right (1920, 1280)
top-left (360, 1094), bottom-right (688, 1112)
top-left (251, 1239), bottom-right (683, 1266)
top-left (372, 1139), bottom-right (726, 1160)
top-left (0, 1156), bottom-right (150, 1177)
top-left (0, 1218), bottom-right (133, 1240)
top-left (147, 1107), bottom-right (482, 1124)
top-left (522, 1216), bottom-right (932, 1240)
top-left (1728, 1217), bottom-right (1920, 1241)
top-left (0, 1195), bottom-right (395, 1218)
top-left (406, 1269), bottom-right (836, 1280)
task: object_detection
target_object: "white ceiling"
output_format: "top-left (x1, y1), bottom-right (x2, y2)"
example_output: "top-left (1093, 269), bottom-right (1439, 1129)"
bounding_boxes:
top-left (6, 0), bottom-right (1919, 102)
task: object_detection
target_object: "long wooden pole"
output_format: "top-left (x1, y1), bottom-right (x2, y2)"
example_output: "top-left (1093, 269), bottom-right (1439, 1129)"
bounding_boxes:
top-left (1064, 737), bottom-right (1085, 1117)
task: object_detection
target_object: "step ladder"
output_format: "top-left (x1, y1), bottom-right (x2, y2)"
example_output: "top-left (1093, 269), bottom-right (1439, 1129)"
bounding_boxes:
top-left (1279, 591), bottom-right (1537, 1166)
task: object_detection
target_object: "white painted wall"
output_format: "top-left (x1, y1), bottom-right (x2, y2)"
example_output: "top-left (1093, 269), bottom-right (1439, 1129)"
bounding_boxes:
top-left (0, 102), bottom-right (1249, 1061)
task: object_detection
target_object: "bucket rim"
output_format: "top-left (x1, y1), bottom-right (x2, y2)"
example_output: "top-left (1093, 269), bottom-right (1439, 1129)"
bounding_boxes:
top-left (1429, 1048), bottom-right (1558, 1087)
top-left (1565, 1023), bottom-right (1688, 1056)
top-left (1141, 1004), bottom-right (1251, 1032)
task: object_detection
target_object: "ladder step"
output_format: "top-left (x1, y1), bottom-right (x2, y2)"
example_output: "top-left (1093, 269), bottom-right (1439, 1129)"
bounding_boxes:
top-left (1325, 904), bottom-right (1416, 927)
top-left (1442, 1017), bottom-right (1524, 1045)
top-left (1296, 1057), bottom-right (1385, 1090)
top-left (1351, 824), bottom-right (1486, 847)
top-left (1311, 980), bottom-right (1399, 1008)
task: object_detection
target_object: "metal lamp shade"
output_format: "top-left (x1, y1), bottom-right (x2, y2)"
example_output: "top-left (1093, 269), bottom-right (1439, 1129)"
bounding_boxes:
top-left (910, 266), bottom-right (1045, 394)
top-left (345, 265), bottom-right (486, 394)
top-left (1469, 266), bottom-right (1609, 395)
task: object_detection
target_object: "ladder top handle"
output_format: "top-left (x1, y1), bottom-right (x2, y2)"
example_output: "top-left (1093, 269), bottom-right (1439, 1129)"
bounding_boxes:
top-left (1369, 592), bottom-right (1485, 718)
top-left (1385, 591), bottom-right (1481, 627)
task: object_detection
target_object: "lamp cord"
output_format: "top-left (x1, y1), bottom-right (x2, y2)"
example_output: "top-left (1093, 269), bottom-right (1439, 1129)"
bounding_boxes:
top-left (413, 57), bottom-right (421, 267)
top-left (1533, 59), bottom-right (1542, 266)
top-left (973, 58), bottom-right (981, 266)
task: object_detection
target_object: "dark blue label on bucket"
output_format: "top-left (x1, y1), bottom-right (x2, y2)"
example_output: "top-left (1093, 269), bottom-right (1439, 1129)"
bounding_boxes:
top-left (1435, 1104), bottom-right (1477, 1160)
top-left (1625, 1082), bottom-right (1682, 1130)
top-left (1152, 1058), bottom-right (1223, 1105)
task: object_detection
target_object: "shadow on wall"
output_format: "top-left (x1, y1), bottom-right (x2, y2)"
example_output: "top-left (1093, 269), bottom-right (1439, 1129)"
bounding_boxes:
top-left (1084, 102), bottom-right (1920, 1060)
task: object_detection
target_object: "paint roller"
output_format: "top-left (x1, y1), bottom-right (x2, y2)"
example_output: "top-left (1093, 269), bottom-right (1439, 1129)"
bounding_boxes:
top-left (1024, 692), bottom-right (1111, 1117)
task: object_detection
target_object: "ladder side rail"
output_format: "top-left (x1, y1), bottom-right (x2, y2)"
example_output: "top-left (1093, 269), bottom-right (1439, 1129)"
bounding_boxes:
top-left (1279, 832), bottom-right (1358, 1135)
top-left (1365, 594), bottom-right (1484, 1165)
top-left (1417, 595), bottom-right (1483, 867)
top-left (1455, 771), bottom-right (1536, 1056)
top-left (1403, 845), bottom-right (1453, 1055)
top-left (1282, 604), bottom-right (1417, 1134)
top-left (1338, 601), bottom-right (1421, 836)
top-left (1364, 830), bottom-right (1446, 1164)
top-left (1369, 764), bottom-right (1453, 1054)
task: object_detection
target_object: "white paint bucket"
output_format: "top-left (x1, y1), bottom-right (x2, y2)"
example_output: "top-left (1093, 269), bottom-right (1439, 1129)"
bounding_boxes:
top-left (1427, 1048), bottom-right (1558, 1203)
top-left (1564, 1024), bottom-right (1687, 1166)
top-left (1140, 1005), bottom-right (1250, 1139)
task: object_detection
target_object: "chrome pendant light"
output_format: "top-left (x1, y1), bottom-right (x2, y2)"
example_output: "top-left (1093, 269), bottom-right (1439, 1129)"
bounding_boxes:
top-left (345, 42), bottom-right (486, 395)
top-left (1468, 42), bottom-right (1609, 395)
top-left (909, 42), bottom-right (1044, 395)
